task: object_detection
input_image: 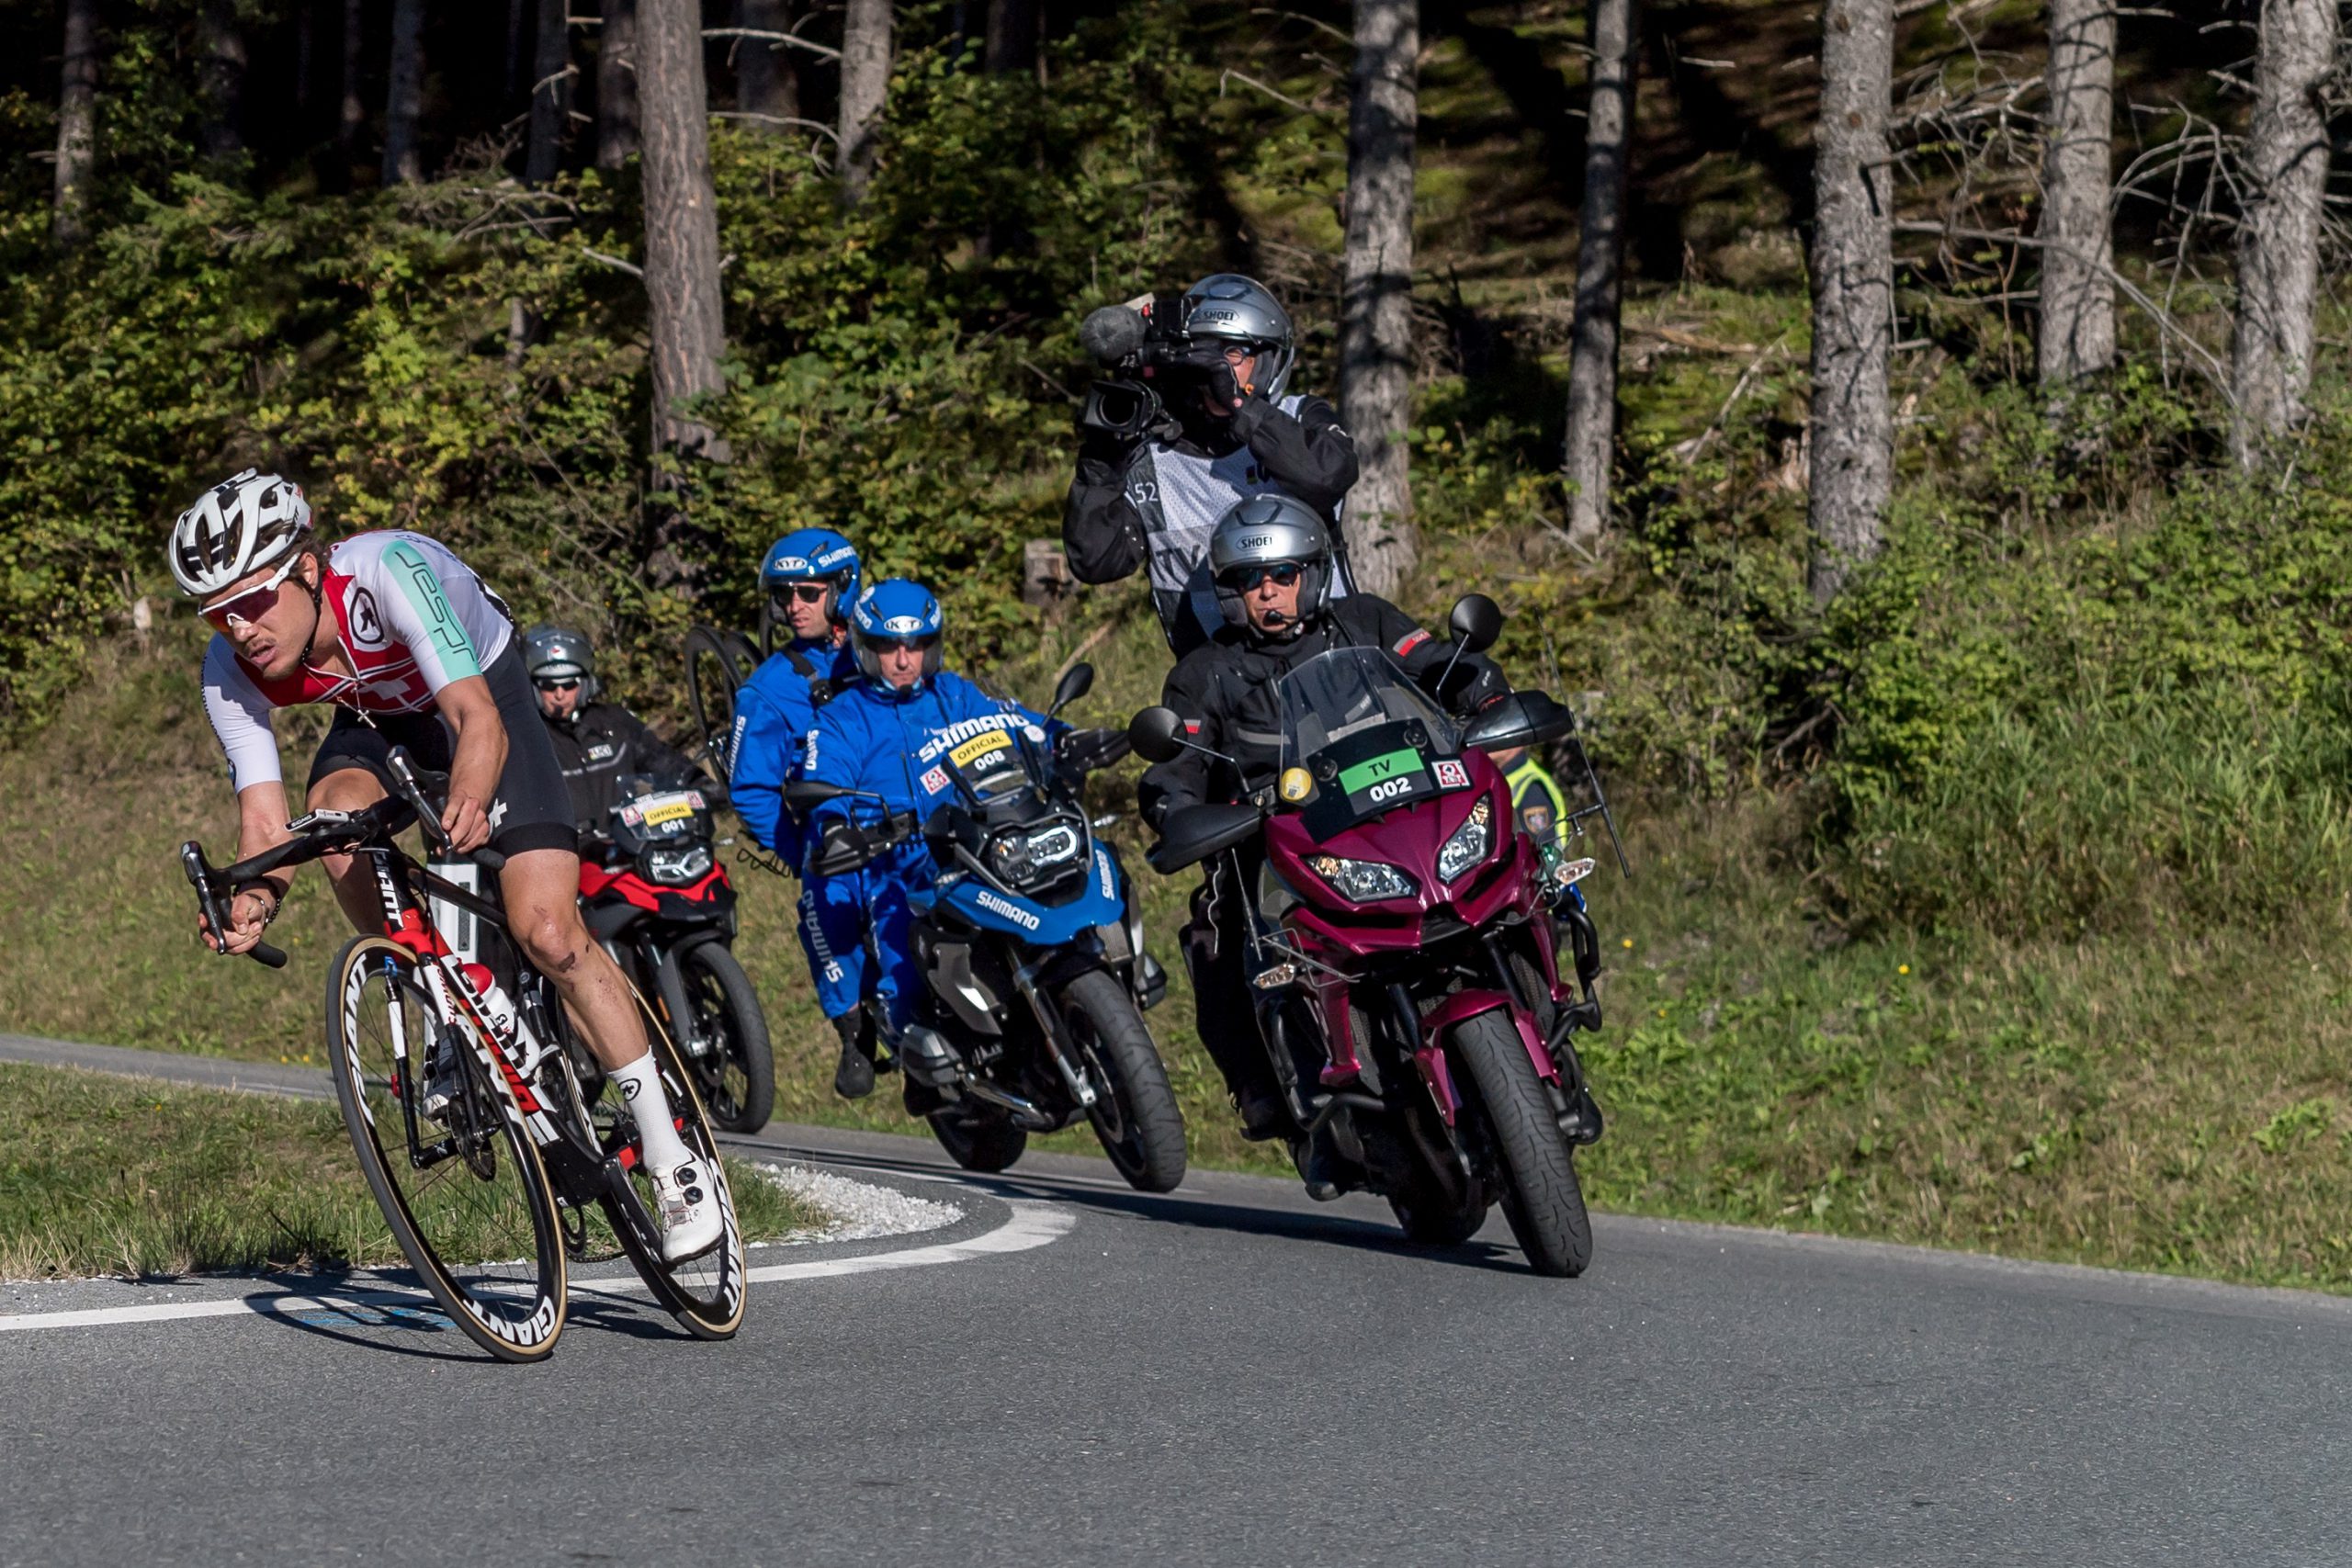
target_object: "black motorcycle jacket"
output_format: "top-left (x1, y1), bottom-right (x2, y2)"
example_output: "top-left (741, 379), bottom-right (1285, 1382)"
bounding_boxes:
top-left (541, 701), bottom-right (712, 835)
top-left (1136, 593), bottom-right (1510, 829)
top-left (1062, 394), bottom-right (1361, 656)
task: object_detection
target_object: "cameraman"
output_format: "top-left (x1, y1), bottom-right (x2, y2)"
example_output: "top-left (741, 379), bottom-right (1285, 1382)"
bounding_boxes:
top-left (1062, 274), bottom-right (1360, 657)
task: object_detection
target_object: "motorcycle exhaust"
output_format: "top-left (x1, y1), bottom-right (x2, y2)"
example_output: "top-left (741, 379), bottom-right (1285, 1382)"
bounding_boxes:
top-left (960, 1076), bottom-right (1057, 1131)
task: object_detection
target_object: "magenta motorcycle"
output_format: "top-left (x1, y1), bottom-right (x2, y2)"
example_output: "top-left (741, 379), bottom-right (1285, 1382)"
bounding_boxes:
top-left (1130, 596), bottom-right (1611, 1277)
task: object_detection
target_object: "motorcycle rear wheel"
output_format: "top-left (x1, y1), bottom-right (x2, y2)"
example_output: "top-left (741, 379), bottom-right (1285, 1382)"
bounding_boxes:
top-left (1452, 1010), bottom-right (1593, 1278)
top-left (927, 1108), bottom-right (1028, 1172)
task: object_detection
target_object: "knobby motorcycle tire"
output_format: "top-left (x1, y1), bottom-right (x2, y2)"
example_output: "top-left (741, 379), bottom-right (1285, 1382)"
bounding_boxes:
top-left (1451, 1009), bottom-right (1594, 1279)
top-left (674, 942), bottom-right (775, 1134)
top-left (1061, 968), bottom-right (1187, 1193)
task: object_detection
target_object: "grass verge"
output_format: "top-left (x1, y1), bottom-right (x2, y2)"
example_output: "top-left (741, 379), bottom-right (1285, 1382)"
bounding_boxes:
top-left (0, 1062), bottom-right (820, 1280)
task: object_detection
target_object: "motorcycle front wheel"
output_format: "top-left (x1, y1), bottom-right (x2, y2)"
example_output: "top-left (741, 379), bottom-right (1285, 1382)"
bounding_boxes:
top-left (673, 942), bottom-right (775, 1134)
top-left (1452, 1010), bottom-right (1593, 1278)
top-left (1061, 969), bottom-right (1187, 1193)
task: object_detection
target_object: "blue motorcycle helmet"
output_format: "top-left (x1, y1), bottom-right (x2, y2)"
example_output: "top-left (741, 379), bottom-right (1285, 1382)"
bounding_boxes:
top-left (760, 527), bottom-right (862, 628)
top-left (850, 579), bottom-right (944, 691)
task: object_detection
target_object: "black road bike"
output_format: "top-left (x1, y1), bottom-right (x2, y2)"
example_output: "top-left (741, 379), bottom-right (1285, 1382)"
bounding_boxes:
top-left (181, 750), bottom-right (748, 1362)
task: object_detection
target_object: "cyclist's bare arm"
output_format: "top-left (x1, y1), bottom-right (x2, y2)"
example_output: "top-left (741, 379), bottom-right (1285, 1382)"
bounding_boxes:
top-left (201, 780), bottom-right (299, 954)
top-left (434, 674), bottom-right (508, 855)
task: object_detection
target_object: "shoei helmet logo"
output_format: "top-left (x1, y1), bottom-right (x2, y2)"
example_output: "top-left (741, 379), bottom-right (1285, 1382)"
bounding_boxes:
top-left (1236, 533), bottom-right (1275, 553)
top-left (347, 588), bottom-right (386, 649)
top-left (976, 888), bottom-right (1042, 930)
top-left (1194, 306), bottom-right (1244, 332)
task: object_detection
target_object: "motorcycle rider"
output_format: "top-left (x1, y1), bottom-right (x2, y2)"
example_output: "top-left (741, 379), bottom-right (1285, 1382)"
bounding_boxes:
top-left (799, 579), bottom-right (1064, 1110)
top-left (726, 529), bottom-right (866, 1096)
top-left (1062, 274), bottom-right (1360, 657)
top-left (175, 468), bottom-right (721, 1260)
top-left (525, 623), bottom-right (714, 838)
top-left (1137, 495), bottom-right (1509, 1197)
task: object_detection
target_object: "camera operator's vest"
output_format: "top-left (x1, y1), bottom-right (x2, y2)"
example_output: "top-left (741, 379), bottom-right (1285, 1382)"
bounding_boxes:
top-left (1121, 394), bottom-right (1348, 654)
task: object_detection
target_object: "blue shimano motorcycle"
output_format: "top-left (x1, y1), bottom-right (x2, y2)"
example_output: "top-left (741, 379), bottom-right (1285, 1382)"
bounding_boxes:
top-left (787, 663), bottom-right (1186, 1192)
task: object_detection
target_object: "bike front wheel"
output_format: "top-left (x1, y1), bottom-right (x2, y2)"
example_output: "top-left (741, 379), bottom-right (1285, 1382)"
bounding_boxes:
top-left (327, 936), bottom-right (569, 1361)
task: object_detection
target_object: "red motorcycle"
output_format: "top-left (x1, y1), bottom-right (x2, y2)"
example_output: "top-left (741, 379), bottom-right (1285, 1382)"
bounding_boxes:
top-left (1130, 596), bottom-right (1607, 1277)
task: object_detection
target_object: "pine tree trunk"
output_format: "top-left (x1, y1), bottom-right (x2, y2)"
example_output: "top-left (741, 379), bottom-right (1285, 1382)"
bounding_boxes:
top-left (383, 0), bottom-right (428, 184)
top-left (2038, 0), bottom-right (2115, 389)
top-left (736, 0), bottom-right (800, 130)
top-left (507, 0), bottom-right (527, 101)
top-left (1561, 0), bottom-right (1637, 555)
top-left (985, 0), bottom-right (1036, 75)
top-left (838, 0), bottom-right (892, 198)
top-left (1804, 0), bottom-right (1894, 604)
top-left (638, 0), bottom-right (730, 459)
top-left (526, 0), bottom-right (573, 184)
top-left (1339, 0), bottom-right (1419, 598)
top-left (52, 0), bottom-right (98, 250)
top-left (597, 0), bottom-right (639, 168)
top-left (339, 0), bottom-right (368, 160)
top-left (2232, 0), bottom-right (2337, 468)
top-left (196, 0), bottom-right (246, 162)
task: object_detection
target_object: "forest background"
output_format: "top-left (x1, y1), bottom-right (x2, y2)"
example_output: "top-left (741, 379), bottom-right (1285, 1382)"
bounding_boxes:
top-left (8, 0), bottom-right (2352, 1289)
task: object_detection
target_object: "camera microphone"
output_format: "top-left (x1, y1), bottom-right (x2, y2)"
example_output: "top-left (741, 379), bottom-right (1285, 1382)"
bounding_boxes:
top-left (1080, 305), bottom-right (1148, 366)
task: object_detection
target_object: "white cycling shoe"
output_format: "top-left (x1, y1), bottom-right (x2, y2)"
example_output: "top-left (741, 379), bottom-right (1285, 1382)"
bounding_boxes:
top-left (650, 1156), bottom-right (724, 1263)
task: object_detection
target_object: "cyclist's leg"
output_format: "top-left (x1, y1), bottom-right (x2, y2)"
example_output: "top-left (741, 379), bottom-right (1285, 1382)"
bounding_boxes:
top-left (499, 847), bottom-right (650, 1073)
top-left (304, 709), bottom-right (422, 934)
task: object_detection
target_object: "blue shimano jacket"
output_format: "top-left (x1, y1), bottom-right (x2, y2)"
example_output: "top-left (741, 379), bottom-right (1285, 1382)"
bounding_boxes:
top-left (729, 637), bottom-right (859, 867)
top-left (803, 671), bottom-right (1061, 829)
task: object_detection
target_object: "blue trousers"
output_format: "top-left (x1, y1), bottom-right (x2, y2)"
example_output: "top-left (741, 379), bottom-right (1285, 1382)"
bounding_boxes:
top-left (801, 842), bottom-right (930, 1031)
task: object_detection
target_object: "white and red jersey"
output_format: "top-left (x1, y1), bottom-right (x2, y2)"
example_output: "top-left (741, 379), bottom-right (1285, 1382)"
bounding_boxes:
top-left (201, 531), bottom-right (515, 793)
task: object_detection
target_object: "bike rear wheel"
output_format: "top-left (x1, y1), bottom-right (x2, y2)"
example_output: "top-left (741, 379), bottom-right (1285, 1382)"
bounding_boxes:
top-left (684, 625), bottom-right (760, 782)
top-left (674, 942), bottom-right (775, 1134)
top-left (327, 937), bottom-right (568, 1361)
top-left (603, 986), bottom-right (749, 1340)
top-left (1451, 1009), bottom-right (1593, 1279)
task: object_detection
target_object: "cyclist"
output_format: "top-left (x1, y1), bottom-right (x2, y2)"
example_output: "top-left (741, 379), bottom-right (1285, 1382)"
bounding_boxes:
top-left (526, 623), bottom-right (713, 837)
top-left (175, 468), bottom-right (721, 1261)
top-left (724, 530), bottom-right (868, 1095)
top-left (799, 579), bottom-right (1063, 1108)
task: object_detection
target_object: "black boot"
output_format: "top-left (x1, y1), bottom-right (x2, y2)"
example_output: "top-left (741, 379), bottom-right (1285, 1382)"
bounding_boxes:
top-left (1290, 1127), bottom-right (1343, 1201)
top-left (831, 1014), bottom-right (876, 1100)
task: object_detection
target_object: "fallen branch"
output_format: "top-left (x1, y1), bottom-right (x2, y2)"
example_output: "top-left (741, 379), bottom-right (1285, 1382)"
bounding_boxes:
top-left (1630, 322), bottom-right (1763, 355)
top-left (1218, 69), bottom-right (1328, 116)
top-left (702, 26), bottom-right (842, 62)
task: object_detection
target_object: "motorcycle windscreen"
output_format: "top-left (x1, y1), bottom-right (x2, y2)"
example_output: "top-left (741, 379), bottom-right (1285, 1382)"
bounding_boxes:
top-left (1276, 647), bottom-right (1463, 839)
top-left (935, 726), bottom-right (1041, 807)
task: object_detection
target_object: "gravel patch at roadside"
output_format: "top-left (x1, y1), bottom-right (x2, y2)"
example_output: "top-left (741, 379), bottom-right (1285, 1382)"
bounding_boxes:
top-left (746, 1162), bottom-right (964, 1245)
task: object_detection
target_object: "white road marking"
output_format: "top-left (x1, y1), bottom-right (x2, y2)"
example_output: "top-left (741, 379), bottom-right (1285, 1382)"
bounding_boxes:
top-left (0, 1200), bottom-right (1072, 1337)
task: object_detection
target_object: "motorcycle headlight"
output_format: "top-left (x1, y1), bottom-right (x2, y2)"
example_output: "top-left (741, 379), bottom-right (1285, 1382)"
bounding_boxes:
top-left (1437, 796), bottom-right (1493, 884)
top-left (643, 844), bottom-right (713, 885)
top-left (1306, 852), bottom-right (1418, 904)
top-left (988, 820), bottom-right (1084, 891)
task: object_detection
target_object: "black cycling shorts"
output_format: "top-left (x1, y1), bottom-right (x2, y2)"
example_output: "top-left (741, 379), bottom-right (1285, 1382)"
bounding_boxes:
top-left (308, 644), bottom-right (579, 858)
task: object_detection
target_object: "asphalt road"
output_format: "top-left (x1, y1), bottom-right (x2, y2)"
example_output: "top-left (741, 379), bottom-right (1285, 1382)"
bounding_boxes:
top-left (5, 1032), bottom-right (2351, 1567)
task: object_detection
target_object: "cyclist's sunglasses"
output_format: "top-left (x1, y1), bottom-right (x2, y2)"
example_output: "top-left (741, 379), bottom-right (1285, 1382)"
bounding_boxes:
top-left (199, 556), bottom-right (303, 631)
top-left (534, 676), bottom-right (582, 693)
top-left (1224, 562), bottom-right (1303, 592)
top-left (776, 583), bottom-right (831, 605)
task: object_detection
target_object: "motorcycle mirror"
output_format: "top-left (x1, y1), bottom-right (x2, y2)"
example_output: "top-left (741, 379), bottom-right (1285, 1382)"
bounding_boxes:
top-left (784, 779), bottom-right (851, 815)
top-left (1127, 705), bottom-right (1187, 764)
top-left (1049, 660), bottom-right (1095, 718)
top-left (1449, 593), bottom-right (1504, 655)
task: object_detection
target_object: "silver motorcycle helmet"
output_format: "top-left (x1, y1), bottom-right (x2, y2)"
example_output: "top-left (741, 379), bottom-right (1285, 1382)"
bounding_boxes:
top-left (1181, 273), bottom-right (1296, 401)
top-left (1207, 494), bottom-right (1332, 632)
top-left (523, 623), bottom-right (601, 702)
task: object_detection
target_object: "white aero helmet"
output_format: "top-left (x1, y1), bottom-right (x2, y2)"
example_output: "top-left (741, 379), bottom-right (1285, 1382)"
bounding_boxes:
top-left (169, 468), bottom-right (313, 600)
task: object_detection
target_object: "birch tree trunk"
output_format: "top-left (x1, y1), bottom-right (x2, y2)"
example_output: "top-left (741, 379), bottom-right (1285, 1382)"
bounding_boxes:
top-left (52, 0), bottom-right (98, 250)
top-left (2231, 0), bottom-right (2338, 468)
top-left (597, 0), bottom-right (639, 168)
top-left (2038, 0), bottom-right (2115, 388)
top-left (526, 0), bottom-right (573, 184)
top-left (985, 0), bottom-right (1037, 75)
top-left (1561, 0), bottom-right (1638, 555)
top-left (1804, 0), bottom-right (1894, 604)
top-left (339, 0), bottom-right (368, 161)
top-left (383, 0), bottom-right (428, 185)
top-left (1339, 0), bottom-right (1419, 598)
top-left (838, 0), bottom-right (892, 199)
top-left (638, 0), bottom-right (730, 459)
top-left (735, 0), bottom-right (800, 130)
top-left (196, 0), bottom-right (246, 162)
